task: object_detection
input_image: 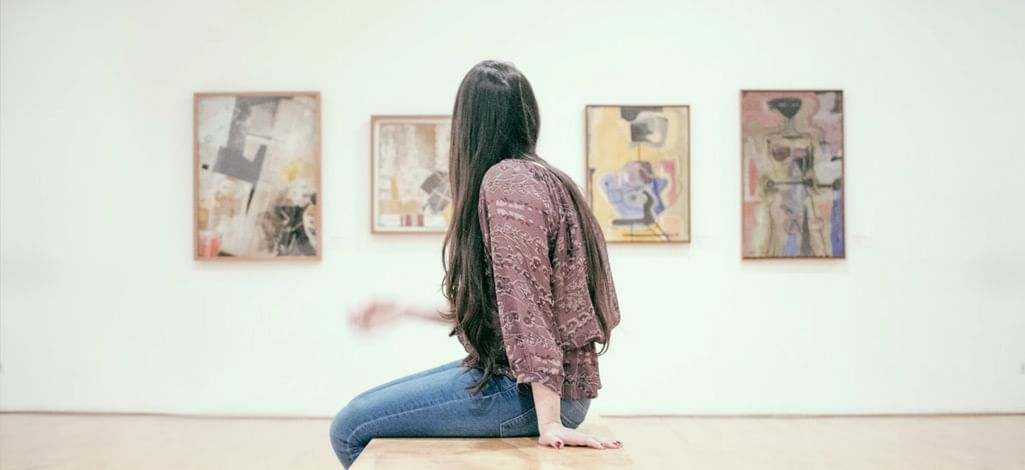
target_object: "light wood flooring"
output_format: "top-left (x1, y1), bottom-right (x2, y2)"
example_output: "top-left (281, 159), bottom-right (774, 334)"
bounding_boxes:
top-left (1, 413), bottom-right (1021, 469)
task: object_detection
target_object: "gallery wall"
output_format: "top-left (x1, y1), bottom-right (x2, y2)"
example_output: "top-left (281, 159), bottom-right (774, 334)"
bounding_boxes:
top-left (1, 0), bottom-right (1024, 416)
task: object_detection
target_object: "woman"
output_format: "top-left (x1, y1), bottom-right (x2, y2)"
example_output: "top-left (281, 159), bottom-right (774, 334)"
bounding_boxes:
top-left (330, 60), bottom-right (622, 468)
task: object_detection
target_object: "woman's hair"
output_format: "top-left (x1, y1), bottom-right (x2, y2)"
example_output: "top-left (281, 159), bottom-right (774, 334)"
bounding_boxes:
top-left (441, 60), bottom-right (616, 393)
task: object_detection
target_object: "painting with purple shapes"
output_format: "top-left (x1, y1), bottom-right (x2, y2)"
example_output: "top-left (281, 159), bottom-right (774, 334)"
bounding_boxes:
top-left (586, 105), bottom-right (690, 243)
top-left (741, 90), bottom-right (844, 259)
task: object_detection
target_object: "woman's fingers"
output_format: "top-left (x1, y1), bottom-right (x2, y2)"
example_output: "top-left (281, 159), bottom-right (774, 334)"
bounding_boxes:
top-left (538, 431), bottom-right (562, 448)
top-left (350, 301), bottom-right (403, 332)
top-left (549, 429), bottom-right (619, 450)
top-left (348, 308), bottom-right (364, 328)
top-left (349, 304), bottom-right (376, 331)
top-left (582, 436), bottom-right (604, 449)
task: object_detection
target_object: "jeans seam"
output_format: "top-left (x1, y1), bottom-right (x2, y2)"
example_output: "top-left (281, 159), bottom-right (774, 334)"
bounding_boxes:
top-left (499, 406), bottom-right (536, 438)
top-left (351, 359), bottom-right (464, 402)
top-left (343, 380), bottom-right (519, 453)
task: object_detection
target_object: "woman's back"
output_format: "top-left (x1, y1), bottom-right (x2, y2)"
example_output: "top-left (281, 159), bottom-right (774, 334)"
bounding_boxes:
top-left (453, 158), bottom-right (620, 399)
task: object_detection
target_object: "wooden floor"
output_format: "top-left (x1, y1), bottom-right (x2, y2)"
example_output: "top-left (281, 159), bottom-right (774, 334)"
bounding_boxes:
top-left (0, 413), bottom-right (1022, 469)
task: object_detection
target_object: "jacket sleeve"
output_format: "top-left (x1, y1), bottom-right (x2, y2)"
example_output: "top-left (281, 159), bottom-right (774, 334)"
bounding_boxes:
top-left (478, 163), bottom-right (565, 395)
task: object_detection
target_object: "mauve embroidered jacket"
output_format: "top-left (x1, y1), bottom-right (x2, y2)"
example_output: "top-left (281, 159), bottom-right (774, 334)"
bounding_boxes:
top-left (455, 159), bottom-right (621, 399)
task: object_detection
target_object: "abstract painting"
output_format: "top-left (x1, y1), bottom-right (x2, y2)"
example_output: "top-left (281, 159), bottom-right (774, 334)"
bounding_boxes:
top-left (586, 105), bottom-right (690, 243)
top-left (741, 90), bottom-right (844, 259)
top-left (371, 115), bottom-right (452, 233)
top-left (194, 92), bottom-right (321, 260)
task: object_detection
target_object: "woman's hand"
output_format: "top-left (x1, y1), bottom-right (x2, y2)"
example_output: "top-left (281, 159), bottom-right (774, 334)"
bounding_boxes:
top-left (538, 422), bottom-right (622, 450)
top-left (349, 301), bottom-right (450, 332)
top-left (349, 300), bottom-right (407, 332)
top-left (529, 383), bottom-right (621, 450)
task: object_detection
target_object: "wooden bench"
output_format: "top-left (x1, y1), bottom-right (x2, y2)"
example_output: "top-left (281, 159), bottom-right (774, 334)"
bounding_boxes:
top-left (350, 419), bottom-right (634, 469)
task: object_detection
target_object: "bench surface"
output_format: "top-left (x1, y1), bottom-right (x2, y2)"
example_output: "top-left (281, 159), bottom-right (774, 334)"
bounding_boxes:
top-left (350, 420), bottom-right (633, 469)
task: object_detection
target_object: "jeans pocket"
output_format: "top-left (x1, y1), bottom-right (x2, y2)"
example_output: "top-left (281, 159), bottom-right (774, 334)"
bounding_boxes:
top-left (499, 406), bottom-right (537, 438)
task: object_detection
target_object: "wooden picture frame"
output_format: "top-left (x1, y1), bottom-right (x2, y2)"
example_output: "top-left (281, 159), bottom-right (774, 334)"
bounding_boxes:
top-left (370, 115), bottom-right (452, 234)
top-left (193, 91), bottom-right (322, 261)
top-left (740, 89), bottom-right (846, 259)
top-left (585, 104), bottom-right (692, 244)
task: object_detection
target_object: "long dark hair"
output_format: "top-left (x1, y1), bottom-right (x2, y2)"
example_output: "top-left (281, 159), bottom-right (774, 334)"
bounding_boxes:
top-left (441, 60), bottom-right (616, 393)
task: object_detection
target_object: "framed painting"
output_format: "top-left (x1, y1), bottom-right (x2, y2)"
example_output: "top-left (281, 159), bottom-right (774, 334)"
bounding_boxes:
top-left (193, 92), bottom-right (321, 261)
top-left (371, 115), bottom-right (452, 233)
top-left (586, 105), bottom-right (691, 243)
top-left (741, 90), bottom-right (845, 259)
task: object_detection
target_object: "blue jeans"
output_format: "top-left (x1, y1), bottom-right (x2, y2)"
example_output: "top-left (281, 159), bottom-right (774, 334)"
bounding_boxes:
top-left (329, 359), bottom-right (591, 468)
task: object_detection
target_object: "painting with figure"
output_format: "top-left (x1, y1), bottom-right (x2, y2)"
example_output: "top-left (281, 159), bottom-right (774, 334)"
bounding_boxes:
top-left (741, 90), bottom-right (844, 259)
top-left (372, 115), bottom-right (452, 233)
top-left (194, 92), bottom-right (320, 260)
top-left (586, 105), bottom-right (690, 243)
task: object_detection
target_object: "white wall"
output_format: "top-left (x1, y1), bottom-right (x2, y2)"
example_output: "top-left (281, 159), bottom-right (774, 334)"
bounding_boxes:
top-left (2, 0), bottom-right (1024, 417)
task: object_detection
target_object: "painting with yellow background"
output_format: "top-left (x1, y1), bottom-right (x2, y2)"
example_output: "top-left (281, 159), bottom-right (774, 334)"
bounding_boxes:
top-left (586, 105), bottom-right (690, 243)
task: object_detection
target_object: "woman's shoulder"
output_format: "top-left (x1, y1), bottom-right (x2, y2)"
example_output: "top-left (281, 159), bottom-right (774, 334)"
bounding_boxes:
top-left (480, 159), bottom-right (562, 222)
top-left (483, 158), bottom-right (538, 181)
top-left (481, 159), bottom-right (553, 196)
